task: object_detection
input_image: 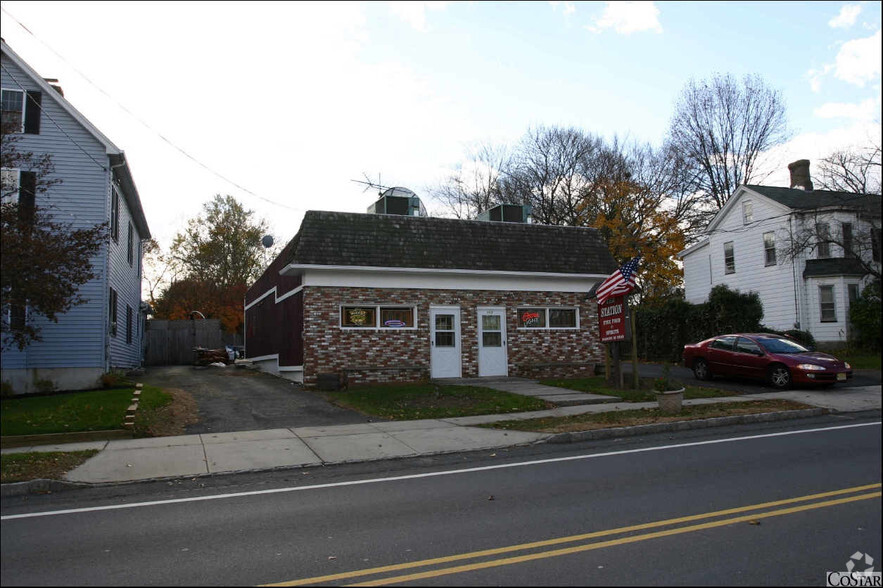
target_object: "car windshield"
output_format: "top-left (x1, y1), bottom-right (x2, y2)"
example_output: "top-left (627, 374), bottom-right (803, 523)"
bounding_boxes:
top-left (757, 337), bottom-right (809, 354)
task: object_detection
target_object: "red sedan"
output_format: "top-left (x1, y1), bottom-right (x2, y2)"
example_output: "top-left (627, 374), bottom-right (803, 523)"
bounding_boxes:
top-left (682, 333), bottom-right (853, 390)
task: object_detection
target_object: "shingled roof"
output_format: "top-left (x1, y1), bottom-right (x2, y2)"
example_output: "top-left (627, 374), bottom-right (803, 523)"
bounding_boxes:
top-left (283, 211), bottom-right (618, 275)
top-left (745, 185), bottom-right (882, 214)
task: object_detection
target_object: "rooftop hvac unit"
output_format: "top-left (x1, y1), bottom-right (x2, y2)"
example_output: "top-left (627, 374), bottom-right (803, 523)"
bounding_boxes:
top-left (367, 187), bottom-right (427, 217)
top-left (476, 204), bottom-right (532, 223)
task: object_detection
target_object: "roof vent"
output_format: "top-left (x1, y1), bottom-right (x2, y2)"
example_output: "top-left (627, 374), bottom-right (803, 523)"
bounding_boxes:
top-left (787, 159), bottom-right (813, 191)
top-left (367, 187), bottom-right (427, 217)
top-left (476, 204), bottom-right (532, 223)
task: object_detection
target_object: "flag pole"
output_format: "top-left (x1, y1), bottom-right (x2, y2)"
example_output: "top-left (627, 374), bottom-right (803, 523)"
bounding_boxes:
top-left (630, 295), bottom-right (639, 390)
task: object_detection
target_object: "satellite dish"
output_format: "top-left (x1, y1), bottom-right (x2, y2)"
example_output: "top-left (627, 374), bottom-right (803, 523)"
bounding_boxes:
top-left (261, 235), bottom-right (274, 248)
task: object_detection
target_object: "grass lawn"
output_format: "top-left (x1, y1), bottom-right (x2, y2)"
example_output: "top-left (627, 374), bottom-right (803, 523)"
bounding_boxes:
top-left (483, 399), bottom-right (813, 433)
top-left (0, 450), bottom-right (99, 484)
top-left (539, 376), bottom-right (735, 403)
top-left (325, 383), bottom-right (551, 420)
top-left (1, 385), bottom-right (169, 436)
top-left (834, 350), bottom-right (881, 370)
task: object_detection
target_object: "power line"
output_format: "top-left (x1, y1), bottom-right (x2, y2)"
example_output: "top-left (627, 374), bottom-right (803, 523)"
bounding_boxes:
top-left (1, 6), bottom-right (305, 213)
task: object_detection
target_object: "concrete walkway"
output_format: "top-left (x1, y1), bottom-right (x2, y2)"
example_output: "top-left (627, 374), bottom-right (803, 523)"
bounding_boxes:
top-left (440, 377), bottom-right (621, 406)
top-left (1, 381), bottom-right (880, 489)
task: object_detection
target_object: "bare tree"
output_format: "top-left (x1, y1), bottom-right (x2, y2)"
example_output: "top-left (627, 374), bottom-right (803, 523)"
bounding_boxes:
top-left (667, 73), bottom-right (789, 225)
top-left (503, 125), bottom-right (608, 225)
top-left (816, 140), bottom-right (881, 195)
top-left (429, 142), bottom-right (511, 219)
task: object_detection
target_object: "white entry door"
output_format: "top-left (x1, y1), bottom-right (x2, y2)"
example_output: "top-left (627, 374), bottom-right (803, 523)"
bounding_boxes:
top-left (430, 307), bottom-right (461, 378)
top-left (478, 307), bottom-right (508, 377)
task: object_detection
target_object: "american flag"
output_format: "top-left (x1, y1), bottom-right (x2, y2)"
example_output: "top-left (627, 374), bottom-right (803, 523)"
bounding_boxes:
top-left (595, 255), bottom-right (641, 305)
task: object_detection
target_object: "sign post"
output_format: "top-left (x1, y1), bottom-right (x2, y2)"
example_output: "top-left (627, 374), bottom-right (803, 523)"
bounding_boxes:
top-left (599, 295), bottom-right (626, 388)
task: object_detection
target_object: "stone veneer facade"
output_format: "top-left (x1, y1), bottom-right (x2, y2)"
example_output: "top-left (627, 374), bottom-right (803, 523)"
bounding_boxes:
top-left (302, 286), bottom-right (604, 387)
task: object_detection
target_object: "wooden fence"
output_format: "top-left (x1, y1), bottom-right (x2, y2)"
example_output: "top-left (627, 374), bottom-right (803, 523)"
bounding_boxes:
top-left (145, 319), bottom-right (224, 366)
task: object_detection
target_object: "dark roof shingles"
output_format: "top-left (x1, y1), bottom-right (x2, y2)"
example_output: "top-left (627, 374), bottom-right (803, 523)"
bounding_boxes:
top-left (288, 211), bottom-right (618, 275)
top-left (746, 185), bottom-right (882, 214)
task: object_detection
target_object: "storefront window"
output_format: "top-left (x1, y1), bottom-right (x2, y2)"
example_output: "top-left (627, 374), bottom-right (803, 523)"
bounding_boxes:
top-left (341, 305), bottom-right (416, 328)
top-left (341, 306), bottom-right (376, 327)
top-left (518, 308), bottom-right (546, 328)
top-left (517, 307), bottom-right (578, 329)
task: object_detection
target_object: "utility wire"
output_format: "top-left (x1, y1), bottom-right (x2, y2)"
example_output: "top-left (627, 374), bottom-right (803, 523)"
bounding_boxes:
top-left (1, 6), bottom-right (305, 213)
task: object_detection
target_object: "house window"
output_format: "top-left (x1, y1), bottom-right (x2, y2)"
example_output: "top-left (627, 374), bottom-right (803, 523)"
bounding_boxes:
top-left (0, 168), bottom-right (33, 218)
top-left (340, 305), bottom-right (416, 329)
top-left (0, 89), bottom-right (40, 134)
top-left (724, 242), bottom-right (735, 274)
top-left (763, 232), bottom-right (776, 266)
top-left (742, 200), bottom-right (753, 224)
top-left (9, 304), bottom-right (26, 331)
top-left (127, 221), bottom-right (134, 266)
top-left (816, 223), bottom-right (830, 259)
top-left (126, 304), bottom-right (133, 344)
top-left (847, 284), bottom-right (859, 309)
top-left (517, 307), bottom-right (578, 329)
top-left (819, 285), bottom-right (836, 323)
top-left (1, 89), bottom-right (24, 131)
top-left (873, 228), bottom-right (881, 263)
top-left (1, 167), bottom-right (18, 202)
top-left (841, 222), bottom-right (854, 258)
top-left (109, 287), bottom-right (118, 337)
top-left (111, 185), bottom-right (120, 243)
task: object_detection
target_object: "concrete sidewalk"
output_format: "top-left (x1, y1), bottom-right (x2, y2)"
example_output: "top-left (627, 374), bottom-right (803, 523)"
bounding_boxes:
top-left (2, 383), bottom-right (880, 490)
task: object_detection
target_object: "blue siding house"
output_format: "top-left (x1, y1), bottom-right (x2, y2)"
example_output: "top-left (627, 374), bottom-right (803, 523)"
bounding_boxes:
top-left (1, 40), bottom-right (151, 394)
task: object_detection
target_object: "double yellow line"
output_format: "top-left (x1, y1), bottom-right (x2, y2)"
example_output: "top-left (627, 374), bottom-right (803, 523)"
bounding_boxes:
top-left (265, 483), bottom-right (881, 586)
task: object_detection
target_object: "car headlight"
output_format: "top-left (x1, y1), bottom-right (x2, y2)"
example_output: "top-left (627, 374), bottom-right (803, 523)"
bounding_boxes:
top-left (797, 363), bottom-right (825, 371)
top-left (844, 362), bottom-right (851, 369)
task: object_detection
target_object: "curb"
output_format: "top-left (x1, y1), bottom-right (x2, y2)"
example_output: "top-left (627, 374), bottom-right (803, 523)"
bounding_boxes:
top-left (542, 408), bottom-right (829, 444)
top-left (0, 407), bottom-right (832, 497)
top-left (1, 478), bottom-right (91, 497)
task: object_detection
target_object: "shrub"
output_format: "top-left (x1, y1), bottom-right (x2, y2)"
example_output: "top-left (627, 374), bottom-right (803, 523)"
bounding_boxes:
top-left (636, 285), bottom-right (764, 362)
top-left (849, 280), bottom-right (881, 351)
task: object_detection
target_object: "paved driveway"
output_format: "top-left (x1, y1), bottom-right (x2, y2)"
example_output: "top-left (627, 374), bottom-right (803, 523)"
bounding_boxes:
top-left (139, 365), bottom-right (372, 434)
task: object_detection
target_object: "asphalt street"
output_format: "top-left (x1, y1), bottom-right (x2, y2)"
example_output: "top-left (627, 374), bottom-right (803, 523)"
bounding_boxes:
top-left (3, 413), bottom-right (880, 586)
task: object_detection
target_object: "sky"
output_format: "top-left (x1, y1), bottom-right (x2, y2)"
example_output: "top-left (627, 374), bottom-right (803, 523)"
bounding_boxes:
top-left (1, 1), bottom-right (880, 250)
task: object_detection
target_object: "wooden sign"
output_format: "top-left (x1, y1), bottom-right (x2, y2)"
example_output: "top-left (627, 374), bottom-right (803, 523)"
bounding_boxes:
top-left (598, 295), bottom-right (626, 342)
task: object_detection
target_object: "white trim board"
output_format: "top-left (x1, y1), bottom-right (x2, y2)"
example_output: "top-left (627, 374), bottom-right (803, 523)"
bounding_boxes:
top-left (284, 266), bottom-right (603, 293)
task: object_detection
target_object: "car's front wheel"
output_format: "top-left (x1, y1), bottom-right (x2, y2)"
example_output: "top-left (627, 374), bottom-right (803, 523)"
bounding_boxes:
top-left (693, 358), bottom-right (712, 381)
top-left (768, 364), bottom-right (791, 389)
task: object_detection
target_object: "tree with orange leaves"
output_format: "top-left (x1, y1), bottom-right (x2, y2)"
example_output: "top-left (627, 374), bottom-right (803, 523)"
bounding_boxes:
top-left (151, 195), bottom-right (276, 335)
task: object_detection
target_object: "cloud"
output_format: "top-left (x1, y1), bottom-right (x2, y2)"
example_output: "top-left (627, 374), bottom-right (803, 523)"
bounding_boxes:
top-left (814, 98), bottom-right (880, 121)
top-left (828, 4), bottom-right (861, 29)
top-left (549, 1), bottom-right (576, 16)
top-left (806, 29), bottom-right (881, 91)
top-left (833, 29), bottom-right (882, 87)
top-left (388, 1), bottom-right (449, 32)
top-left (586, 1), bottom-right (662, 34)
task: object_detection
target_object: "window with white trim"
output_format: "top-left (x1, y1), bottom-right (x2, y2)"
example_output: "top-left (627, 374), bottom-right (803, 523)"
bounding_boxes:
top-left (1, 89), bottom-right (24, 131)
top-left (109, 287), bottom-right (118, 336)
top-left (742, 200), bottom-right (753, 224)
top-left (340, 305), bottom-right (416, 329)
top-left (517, 307), bottom-right (578, 329)
top-left (724, 241), bottom-right (735, 274)
top-left (111, 184), bottom-right (120, 243)
top-left (1, 167), bottom-right (18, 203)
top-left (816, 223), bottom-right (830, 259)
top-left (1, 88), bottom-right (40, 133)
top-left (819, 285), bottom-right (836, 323)
top-left (763, 232), bottom-right (776, 266)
